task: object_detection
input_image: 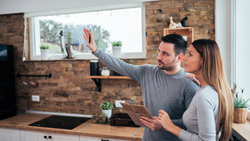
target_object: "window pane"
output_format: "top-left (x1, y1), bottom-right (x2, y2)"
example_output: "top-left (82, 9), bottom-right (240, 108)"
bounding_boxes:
top-left (235, 0), bottom-right (250, 101)
top-left (37, 7), bottom-right (142, 55)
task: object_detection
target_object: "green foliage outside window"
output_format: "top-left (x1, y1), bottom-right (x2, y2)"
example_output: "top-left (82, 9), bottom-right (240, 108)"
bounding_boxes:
top-left (39, 20), bottom-right (110, 53)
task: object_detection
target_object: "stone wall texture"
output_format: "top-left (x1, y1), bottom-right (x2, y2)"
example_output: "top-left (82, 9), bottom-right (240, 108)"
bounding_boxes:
top-left (0, 0), bottom-right (215, 115)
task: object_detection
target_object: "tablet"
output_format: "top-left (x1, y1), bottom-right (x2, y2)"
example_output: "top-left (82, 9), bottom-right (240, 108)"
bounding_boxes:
top-left (120, 103), bottom-right (152, 127)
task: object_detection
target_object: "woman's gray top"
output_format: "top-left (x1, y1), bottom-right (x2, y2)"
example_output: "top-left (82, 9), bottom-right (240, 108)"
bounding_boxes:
top-left (179, 85), bottom-right (219, 141)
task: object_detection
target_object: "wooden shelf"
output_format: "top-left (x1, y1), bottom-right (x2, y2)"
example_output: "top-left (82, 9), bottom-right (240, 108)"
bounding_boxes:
top-left (86, 76), bottom-right (132, 92)
top-left (86, 76), bottom-right (131, 79)
top-left (163, 27), bottom-right (194, 48)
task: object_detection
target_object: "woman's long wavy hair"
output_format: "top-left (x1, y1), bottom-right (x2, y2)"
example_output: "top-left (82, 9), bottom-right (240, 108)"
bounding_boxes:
top-left (192, 39), bottom-right (234, 141)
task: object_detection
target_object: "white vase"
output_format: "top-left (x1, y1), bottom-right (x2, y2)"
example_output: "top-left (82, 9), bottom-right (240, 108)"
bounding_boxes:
top-left (112, 46), bottom-right (121, 58)
top-left (41, 49), bottom-right (49, 60)
top-left (101, 67), bottom-right (110, 76)
top-left (102, 109), bottom-right (112, 120)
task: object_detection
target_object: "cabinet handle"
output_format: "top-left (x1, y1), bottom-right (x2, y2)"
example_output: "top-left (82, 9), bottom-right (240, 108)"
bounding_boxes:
top-left (44, 136), bottom-right (47, 139)
top-left (101, 139), bottom-right (109, 141)
top-left (48, 136), bottom-right (52, 139)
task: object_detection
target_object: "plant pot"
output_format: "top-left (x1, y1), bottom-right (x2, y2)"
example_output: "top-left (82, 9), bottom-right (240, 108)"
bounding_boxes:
top-left (234, 108), bottom-right (248, 123)
top-left (112, 46), bottom-right (121, 58)
top-left (41, 49), bottom-right (49, 60)
top-left (102, 109), bottom-right (112, 120)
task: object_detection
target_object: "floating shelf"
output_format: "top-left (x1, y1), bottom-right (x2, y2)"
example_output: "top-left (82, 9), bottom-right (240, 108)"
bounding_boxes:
top-left (86, 76), bottom-right (132, 92)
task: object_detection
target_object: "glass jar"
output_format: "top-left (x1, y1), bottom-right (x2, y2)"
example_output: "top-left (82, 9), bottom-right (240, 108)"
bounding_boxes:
top-left (101, 67), bottom-right (110, 76)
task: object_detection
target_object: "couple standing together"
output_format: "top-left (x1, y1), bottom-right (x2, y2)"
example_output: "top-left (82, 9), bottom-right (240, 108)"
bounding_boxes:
top-left (83, 28), bottom-right (233, 141)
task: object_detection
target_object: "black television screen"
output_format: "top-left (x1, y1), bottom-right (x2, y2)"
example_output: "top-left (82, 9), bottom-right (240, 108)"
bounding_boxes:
top-left (0, 45), bottom-right (8, 61)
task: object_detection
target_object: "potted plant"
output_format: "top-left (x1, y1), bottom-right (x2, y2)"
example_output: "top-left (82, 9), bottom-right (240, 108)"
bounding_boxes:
top-left (40, 44), bottom-right (49, 60)
top-left (232, 83), bottom-right (250, 123)
top-left (111, 41), bottom-right (122, 58)
top-left (100, 101), bottom-right (113, 120)
top-left (130, 59), bottom-right (133, 65)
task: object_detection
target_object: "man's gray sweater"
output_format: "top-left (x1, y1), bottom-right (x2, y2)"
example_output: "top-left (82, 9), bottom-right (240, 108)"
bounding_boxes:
top-left (93, 49), bottom-right (199, 141)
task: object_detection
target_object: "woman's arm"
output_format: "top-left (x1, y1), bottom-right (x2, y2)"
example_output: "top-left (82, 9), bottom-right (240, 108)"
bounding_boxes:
top-left (158, 91), bottom-right (218, 141)
top-left (178, 92), bottom-right (217, 141)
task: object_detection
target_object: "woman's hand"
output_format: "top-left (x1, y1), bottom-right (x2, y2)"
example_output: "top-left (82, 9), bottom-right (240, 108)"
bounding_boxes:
top-left (158, 110), bottom-right (174, 131)
top-left (187, 73), bottom-right (200, 86)
top-left (83, 28), bottom-right (97, 53)
top-left (158, 110), bottom-right (182, 137)
top-left (140, 116), bottom-right (162, 131)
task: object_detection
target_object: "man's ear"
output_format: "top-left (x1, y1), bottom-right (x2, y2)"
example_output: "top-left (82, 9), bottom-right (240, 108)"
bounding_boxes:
top-left (176, 53), bottom-right (183, 63)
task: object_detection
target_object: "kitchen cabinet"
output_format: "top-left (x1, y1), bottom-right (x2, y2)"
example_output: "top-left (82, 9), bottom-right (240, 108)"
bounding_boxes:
top-left (0, 127), bottom-right (20, 141)
top-left (20, 130), bottom-right (79, 141)
top-left (80, 136), bottom-right (132, 141)
top-left (20, 130), bottom-right (131, 141)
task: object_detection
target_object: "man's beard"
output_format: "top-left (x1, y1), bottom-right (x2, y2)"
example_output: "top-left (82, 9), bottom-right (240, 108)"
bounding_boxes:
top-left (157, 59), bottom-right (176, 71)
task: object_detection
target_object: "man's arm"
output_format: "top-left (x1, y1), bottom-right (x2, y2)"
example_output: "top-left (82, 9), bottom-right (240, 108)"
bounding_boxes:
top-left (83, 28), bottom-right (146, 82)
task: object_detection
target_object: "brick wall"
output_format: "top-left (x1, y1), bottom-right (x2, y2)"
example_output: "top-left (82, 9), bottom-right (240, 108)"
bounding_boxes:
top-left (0, 0), bottom-right (214, 115)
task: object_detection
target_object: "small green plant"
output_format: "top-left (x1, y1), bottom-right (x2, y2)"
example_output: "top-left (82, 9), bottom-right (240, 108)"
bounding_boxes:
top-left (111, 41), bottom-right (122, 47)
top-left (40, 44), bottom-right (49, 50)
top-left (100, 101), bottom-right (113, 110)
top-left (130, 59), bottom-right (133, 64)
top-left (232, 83), bottom-right (250, 108)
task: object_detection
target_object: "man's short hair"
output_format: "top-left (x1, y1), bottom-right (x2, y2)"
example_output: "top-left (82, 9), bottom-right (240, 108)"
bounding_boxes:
top-left (160, 34), bottom-right (187, 56)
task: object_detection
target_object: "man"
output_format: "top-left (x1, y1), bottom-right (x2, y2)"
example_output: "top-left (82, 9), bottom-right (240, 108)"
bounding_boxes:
top-left (83, 28), bottom-right (199, 141)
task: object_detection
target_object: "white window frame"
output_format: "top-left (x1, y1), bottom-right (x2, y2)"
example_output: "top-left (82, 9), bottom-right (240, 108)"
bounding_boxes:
top-left (27, 3), bottom-right (146, 60)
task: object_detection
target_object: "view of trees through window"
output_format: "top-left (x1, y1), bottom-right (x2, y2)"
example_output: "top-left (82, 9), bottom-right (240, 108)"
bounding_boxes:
top-left (35, 7), bottom-right (142, 57)
top-left (39, 19), bottom-right (110, 54)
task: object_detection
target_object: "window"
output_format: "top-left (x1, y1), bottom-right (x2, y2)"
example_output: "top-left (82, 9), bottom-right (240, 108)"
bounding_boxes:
top-left (232, 0), bottom-right (250, 101)
top-left (28, 3), bottom-right (146, 60)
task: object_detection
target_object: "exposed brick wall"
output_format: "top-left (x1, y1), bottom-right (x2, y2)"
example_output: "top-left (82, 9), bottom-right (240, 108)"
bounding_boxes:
top-left (0, 0), bottom-right (214, 115)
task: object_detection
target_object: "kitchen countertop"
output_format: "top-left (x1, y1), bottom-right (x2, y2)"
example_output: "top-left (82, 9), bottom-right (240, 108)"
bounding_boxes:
top-left (0, 113), bottom-right (143, 141)
top-left (232, 119), bottom-right (250, 141)
top-left (2, 113), bottom-right (249, 140)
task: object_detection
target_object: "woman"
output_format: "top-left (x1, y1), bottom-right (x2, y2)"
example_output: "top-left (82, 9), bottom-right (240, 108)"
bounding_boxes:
top-left (158, 39), bottom-right (234, 141)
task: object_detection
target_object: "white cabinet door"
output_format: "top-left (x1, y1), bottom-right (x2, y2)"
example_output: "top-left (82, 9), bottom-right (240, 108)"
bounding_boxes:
top-left (20, 130), bottom-right (79, 141)
top-left (80, 136), bottom-right (101, 141)
top-left (49, 132), bottom-right (79, 141)
top-left (80, 136), bottom-right (131, 141)
top-left (0, 127), bottom-right (20, 141)
top-left (20, 130), bottom-right (47, 141)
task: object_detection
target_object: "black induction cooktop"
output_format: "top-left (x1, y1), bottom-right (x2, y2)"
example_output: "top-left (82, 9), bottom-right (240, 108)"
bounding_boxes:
top-left (29, 115), bottom-right (91, 130)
